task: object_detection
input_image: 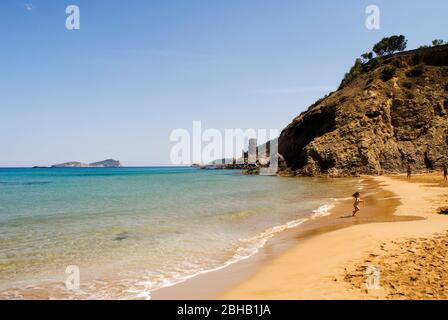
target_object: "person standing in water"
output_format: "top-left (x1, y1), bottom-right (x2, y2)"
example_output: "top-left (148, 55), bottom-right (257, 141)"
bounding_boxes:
top-left (443, 164), bottom-right (447, 181)
top-left (407, 164), bottom-right (412, 180)
top-left (352, 192), bottom-right (364, 217)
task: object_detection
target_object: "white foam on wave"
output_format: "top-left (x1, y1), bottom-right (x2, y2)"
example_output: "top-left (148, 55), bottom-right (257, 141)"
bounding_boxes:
top-left (39, 214), bottom-right (317, 300)
top-left (4, 199), bottom-right (348, 300)
top-left (125, 200), bottom-right (347, 299)
top-left (117, 217), bottom-right (310, 299)
top-left (74, 201), bottom-right (344, 299)
top-left (311, 199), bottom-right (339, 218)
top-left (232, 218), bottom-right (308, 262)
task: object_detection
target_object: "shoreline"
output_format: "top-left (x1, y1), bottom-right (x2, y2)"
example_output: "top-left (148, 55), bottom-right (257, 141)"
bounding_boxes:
top-left (3, 173), bottom-right (446, 299)
top-left (220, 174), bottom-right (448, 299)
top-left (1, 174), bottom-right (369, 300)
top-left (152, 175), bottom-right (422, 299)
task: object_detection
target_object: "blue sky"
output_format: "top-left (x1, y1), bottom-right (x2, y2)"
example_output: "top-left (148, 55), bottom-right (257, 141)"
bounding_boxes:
top-left (0, 0), bottom-right (447, 166)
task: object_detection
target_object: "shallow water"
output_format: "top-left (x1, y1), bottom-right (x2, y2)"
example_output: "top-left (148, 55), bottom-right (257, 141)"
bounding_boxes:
top-left (0, 167), bottom-right (359, 299)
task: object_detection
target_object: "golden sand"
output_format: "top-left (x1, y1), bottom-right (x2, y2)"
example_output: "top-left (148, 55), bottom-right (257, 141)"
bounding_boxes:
top-left (343, 231), bottom-right (448, 299)
top-left (221, 173), bottom-right (448, 299)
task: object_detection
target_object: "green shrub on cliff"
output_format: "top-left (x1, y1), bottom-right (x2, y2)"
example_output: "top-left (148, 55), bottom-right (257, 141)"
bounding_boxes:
top-left (432, 39), bottom-right (446, 46)
top-left (373, 35), bottom-right (407, 56)
top-left (338, 58), bottom-right (363, 89)
top-left (406, 65), bottom-right (425, 77)
top-left (361, 52), bottom-right (373, 63)
top-left (381, 66), bottom-right (397, 81)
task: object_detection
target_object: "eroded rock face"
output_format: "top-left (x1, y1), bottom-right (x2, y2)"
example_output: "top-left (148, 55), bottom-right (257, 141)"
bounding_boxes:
top-left (278, 45), bottom-right (448, 176)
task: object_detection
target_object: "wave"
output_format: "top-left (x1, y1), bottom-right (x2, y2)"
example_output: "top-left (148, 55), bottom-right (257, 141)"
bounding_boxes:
top-left (122, 201), bottom-right (340, 299)
top-left (4, 200), bottom-right (343, 300)
top-left (311, 202), bottom-right (335, 218)
top-left (126, 200), bottom-right (340, 299)
top-left (121, 217), bottom-right (310, 300)
top-left (231, 218), bottom-right (308, 263)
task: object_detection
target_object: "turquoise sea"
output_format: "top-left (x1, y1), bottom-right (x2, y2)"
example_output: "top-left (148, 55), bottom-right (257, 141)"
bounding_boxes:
top-left (0, 167), bottom-right (358, 299)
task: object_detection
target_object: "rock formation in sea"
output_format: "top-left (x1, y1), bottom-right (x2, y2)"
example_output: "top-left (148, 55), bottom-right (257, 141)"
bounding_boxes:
top-left (278, 44), bottom-right (448, 176)
top-left (88, 159), bottom-right (121, 168)
top-left (51, 159), bottom-right (121, 168)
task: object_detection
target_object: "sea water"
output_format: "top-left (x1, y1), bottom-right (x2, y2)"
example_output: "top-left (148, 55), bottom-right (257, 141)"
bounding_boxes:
top-left (0, 167), bottom-right (358, 299)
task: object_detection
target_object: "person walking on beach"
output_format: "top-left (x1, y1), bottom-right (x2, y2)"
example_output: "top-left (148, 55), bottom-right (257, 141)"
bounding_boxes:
top-left (352, 192), bottom-right (364, 217)
top-left (407, 164), bottom-right (412, 180)
top-left (443, 164), bottom-right (447, 181)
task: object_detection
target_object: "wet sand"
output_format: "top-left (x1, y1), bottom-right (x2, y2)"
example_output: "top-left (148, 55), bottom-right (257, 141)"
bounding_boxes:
top-left (221, 174), bottom-right (448, 299)
top-left (153, 176), bottom-right (422, 299)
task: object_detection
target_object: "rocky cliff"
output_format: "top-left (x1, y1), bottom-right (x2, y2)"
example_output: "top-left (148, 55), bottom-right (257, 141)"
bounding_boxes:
top-left (278, 45), bottom-right (448, 176)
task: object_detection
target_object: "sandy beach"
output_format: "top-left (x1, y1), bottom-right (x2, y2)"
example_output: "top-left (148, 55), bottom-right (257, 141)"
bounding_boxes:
top-left (221, 173), bottom-right (448, 300)
top-left (3, 173), bottom-right (447, 300)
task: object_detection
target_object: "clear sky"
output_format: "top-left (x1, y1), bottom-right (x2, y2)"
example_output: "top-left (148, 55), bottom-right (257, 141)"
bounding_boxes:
top-left (1, 0), bottom-right (447, 166)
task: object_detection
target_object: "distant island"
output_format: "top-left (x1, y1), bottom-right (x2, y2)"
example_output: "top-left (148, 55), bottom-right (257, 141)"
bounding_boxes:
top-left (51, 159), bottom-right (121, 168)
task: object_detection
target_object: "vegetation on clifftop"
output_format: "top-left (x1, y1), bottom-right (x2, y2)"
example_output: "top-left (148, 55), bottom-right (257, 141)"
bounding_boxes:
top-left (339, 35), bottom-right (447, 90)
top-left (339, 35), bottom-right (408, 89)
